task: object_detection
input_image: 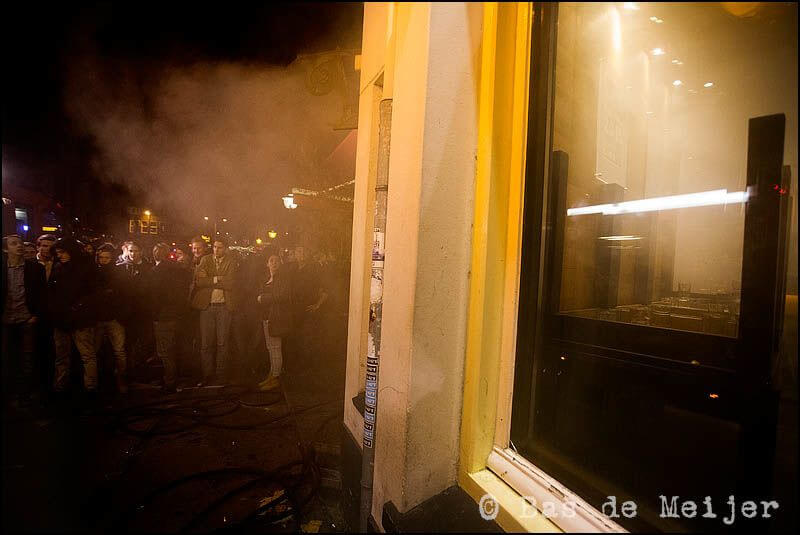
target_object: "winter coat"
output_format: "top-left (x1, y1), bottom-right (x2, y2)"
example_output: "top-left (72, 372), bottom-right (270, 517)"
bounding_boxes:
top-left (93, 264), bottom-right (127, 322)
top-left (146, 260), bottom-right (191, 321)
top-left (47, 259), bottom-right (97, 330)
top-left (191, 254), bottom-right (238, 312)
top-left (258, 268), bottom-right (293, 338)
top-left (115, 258), bottom-right (152, 322)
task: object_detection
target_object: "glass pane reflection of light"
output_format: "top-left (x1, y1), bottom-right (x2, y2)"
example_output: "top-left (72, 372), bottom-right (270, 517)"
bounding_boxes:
top-left (567, 188), bottom-right (750, 216)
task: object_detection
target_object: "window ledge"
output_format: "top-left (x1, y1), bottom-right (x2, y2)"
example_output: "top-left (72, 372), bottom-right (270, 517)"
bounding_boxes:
top-left (459, 468), bottom-right (561, 533)
top-left (487, 447), bottom-right (626, 533)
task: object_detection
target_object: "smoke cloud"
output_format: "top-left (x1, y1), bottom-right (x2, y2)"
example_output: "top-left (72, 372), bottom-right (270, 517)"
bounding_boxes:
top-left (64, 47), bottom-right (350, 233)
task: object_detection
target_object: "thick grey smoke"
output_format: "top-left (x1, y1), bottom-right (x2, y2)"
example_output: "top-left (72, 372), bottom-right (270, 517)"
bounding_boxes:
top-left (64, 49), bottom-right (350, 232)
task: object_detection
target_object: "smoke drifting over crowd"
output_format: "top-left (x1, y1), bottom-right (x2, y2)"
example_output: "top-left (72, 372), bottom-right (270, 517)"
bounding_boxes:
top-left (64, 51), bottom-right (350, 229)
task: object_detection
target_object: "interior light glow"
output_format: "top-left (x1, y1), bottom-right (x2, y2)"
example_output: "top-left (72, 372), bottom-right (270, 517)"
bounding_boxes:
top-left (671, 59), bottom-right (683, 65)
top-left (611, 7), bottom-right (622, 51)
top-left (649, 16), bottom-right (658, 21)
top-left (651, 48), bottom-right (665, 56)
top-left (655, 18), bottom-right (663, 23)
top-left (597, 235), bottom-right (643, 241)
top-left (673, 79), bottom-right (683, 86)
top-left (623, 2), bottom-right (639, 10)
top-left (704, 82), bottom-right (714, 88)
top-left (567, 188), bottom-right (750, 216)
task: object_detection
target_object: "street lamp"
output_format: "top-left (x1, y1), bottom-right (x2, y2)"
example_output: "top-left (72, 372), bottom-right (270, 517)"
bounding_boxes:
top-left (268, 230), bottom-right (278, 239)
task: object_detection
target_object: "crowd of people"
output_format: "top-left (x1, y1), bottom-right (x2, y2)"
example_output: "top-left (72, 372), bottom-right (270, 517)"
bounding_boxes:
top-left (2, 232), bottom-right (340, 409)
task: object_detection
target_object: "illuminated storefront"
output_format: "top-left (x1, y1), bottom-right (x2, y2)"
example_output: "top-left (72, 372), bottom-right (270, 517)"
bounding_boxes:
top-left (343, 3), bottom-right (797, 532)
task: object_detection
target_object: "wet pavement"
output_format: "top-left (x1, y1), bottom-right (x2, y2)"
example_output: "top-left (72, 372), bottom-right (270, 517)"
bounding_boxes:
top-left (1, 314), bottom-right (348, 533)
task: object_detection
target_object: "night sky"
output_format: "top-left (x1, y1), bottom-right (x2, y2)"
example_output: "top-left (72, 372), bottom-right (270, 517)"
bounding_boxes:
top-left (3, 2), bottom-right (363, 234)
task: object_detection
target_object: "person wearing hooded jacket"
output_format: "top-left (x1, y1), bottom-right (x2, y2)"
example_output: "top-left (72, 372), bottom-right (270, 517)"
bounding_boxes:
top-left (146, 243), bottom-right (191, 391)
top-left (48, 238), bottom-right (99, 394)
top-left (93, 243), bottom-right (129, 394)
top-left (116, 240), bottom-right (153, 382)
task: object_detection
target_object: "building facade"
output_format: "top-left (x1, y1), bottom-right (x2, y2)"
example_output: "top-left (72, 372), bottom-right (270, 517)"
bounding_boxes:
top-left (343, 2), bottom-right (798, 533)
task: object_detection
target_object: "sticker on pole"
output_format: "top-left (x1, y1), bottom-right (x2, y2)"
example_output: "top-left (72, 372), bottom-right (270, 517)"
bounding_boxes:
top-left (478, 493), bottom-right (500, 521)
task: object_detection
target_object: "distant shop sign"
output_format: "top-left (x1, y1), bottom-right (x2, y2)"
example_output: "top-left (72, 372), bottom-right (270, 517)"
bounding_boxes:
top-left (129, 219), bottom-right (167, 235)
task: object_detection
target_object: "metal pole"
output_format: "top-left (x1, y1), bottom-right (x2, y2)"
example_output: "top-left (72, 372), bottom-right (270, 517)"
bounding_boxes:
top-left (359, 98), bottom-right (392, 531)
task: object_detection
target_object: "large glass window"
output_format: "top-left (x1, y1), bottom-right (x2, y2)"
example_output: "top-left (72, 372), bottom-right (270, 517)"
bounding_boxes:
top-left (553, 2), bottom-right (795, 336)
top-left (511, 3), bottom-right (797, 532)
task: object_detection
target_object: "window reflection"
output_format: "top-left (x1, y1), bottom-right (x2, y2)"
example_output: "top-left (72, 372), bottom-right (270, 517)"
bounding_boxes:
top-left (553, 2), bottom-right (797, 337)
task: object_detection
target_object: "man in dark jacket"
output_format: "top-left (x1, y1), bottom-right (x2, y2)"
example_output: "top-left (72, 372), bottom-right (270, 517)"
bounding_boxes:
top-left (231, 250), bottom-right (264, 384)
top-left (34, 233), bottom-right (58, 400)
top-left (2, 234), bottom-right (47, 408)
top-left (94, 244), bottom-right (128, 394)
top-left (48, 238), bottom-right (98, 394)
top-left (147, 243), bottom-right (191, 390)
top-left (116, 240), bottom-right (153, 381)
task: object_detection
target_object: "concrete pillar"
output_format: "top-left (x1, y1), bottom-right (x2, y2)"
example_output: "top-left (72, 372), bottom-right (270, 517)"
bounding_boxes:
top-left (370, 2), bottom-right (482, 527)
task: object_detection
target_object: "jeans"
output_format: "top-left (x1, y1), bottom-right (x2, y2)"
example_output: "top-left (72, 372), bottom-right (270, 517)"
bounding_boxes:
top-left (53, 327), bottom-right (97, 391)
top-left (2, 321), bottom-right (36, 403)
top-left (154, 320), bottom-right (177, 385)
top-left (262, 320), bottom-right (283, 378)
top-left (94, 320), bottom-right (127, 380)
top-left (199, 304), bottom-right (232, 381)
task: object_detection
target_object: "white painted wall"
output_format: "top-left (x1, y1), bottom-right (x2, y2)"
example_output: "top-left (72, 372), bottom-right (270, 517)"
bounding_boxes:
top-left (345, 2), bottom-right (482, 529)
